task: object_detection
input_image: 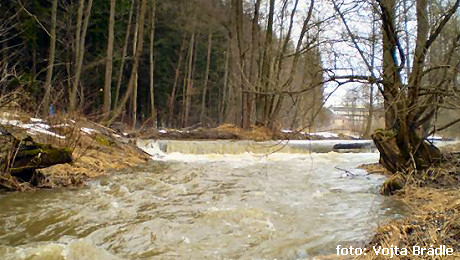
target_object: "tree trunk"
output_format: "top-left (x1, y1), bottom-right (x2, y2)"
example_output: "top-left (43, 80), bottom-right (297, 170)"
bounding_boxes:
top-left (245, 0), bottom-right (262, 129)
top-left (70, 0), bottom-right (93, 113)
top-left (363, 11), bottom-right (377, 138)
top-left (372, 130), bottom-right (442, 173)
top-left (219, 41), bottom-right (230, 124)
top-left (168, 34), bottom-right (186, 127)
top-left (42, 0), bottom-right (57, 116)
top-left (200, 32), bottom-right (212, 124)
top-left (269, 0), bottom-right (313, 127)
top-left (149, 0), bottom-right (156, 127)
top-left (131, 1), bottom-right (140, 130)
top-left (113, 0), bottom-right (135, 111)
top-left (103, 0), bottom-right (115, 116)
top-left (260, 0), bottom-right (275, 125)
top-left (107, 0), bottom-right (147, 126)
top-left (70, 0), bottom-right (84, 112)
top-left (371, 0), bottom-right (459, 173)
top-left (363, 84), bottom-right (374, 138)
top-left (182, 31), bottom-right (195, 128)
top-left (233, 0), bottom-right (247, 128)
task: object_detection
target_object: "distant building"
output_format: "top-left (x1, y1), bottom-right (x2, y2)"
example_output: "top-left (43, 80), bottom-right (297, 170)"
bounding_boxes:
top-left (328, 106), bottom-right (373, 135)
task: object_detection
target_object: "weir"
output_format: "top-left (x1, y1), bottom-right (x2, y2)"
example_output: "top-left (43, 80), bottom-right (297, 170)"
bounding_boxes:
top-left (137, 139), bottom-right (376, 155)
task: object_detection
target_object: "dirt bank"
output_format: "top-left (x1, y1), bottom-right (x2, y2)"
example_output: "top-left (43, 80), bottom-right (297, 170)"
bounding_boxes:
top-left (0, 111), bottom-right (150, 191)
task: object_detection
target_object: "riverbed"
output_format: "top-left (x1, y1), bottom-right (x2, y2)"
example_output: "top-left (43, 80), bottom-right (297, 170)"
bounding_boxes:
top-left (0, 140), bottom-right (405, 259)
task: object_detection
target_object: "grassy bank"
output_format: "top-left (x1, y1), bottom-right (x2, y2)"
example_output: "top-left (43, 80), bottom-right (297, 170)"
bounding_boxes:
top-left (358, 147), bottom-right (460, 259)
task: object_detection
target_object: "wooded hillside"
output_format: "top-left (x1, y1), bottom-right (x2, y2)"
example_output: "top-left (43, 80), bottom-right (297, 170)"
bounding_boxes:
top-left (0, 0), bottom-right (324, 130)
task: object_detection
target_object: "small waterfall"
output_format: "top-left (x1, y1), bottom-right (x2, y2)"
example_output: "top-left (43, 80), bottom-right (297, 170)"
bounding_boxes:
top-left (137, 139), bottom-right (376, 155)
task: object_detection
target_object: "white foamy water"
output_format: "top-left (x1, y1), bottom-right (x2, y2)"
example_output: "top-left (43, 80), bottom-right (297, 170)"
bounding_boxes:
top-left (0, 140), bottom-right (405, 259)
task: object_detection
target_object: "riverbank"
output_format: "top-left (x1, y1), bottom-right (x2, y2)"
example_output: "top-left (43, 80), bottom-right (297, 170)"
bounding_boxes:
top-left (135, 123), bottom-right (359, 141)
top-left (358, 148), bottom-right (460, 259)
top-left (0, 111), bottom-right (150, 191)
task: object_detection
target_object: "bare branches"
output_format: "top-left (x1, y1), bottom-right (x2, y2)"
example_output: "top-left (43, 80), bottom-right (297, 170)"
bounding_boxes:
top-left (424, 0), bottom-right (460, 53)
top-left (332, 0), bottom-right (375, 76)
top-left (377, 0), bottom-right (406, 72)
top-left (427, 117), bottom-right (460, 137)
top-left (17, 0), bottom-right (52, 38)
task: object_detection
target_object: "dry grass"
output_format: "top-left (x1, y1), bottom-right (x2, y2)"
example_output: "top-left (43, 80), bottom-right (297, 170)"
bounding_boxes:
top-left (358, 197), bottom-right (460, 259)
top-left (214, 124), bottom-right (274, 140)
top-left (357, 163), bottom-right (460, 259)
top-left (359, 163), bottom-right (392, 176)
top-left (214, 123), bottom-right (244, 136)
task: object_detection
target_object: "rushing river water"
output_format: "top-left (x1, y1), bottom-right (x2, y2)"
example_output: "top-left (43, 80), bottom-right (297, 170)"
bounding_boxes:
top-left (0, 140), bottom-right (405, 259)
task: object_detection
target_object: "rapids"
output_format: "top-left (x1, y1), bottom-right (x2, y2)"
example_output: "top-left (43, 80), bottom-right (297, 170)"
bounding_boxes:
top-left (0, 140), bottom-right (405, 259)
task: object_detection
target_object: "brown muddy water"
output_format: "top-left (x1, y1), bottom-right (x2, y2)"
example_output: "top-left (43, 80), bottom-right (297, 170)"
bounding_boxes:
top-left (0, 141), bottom-right (405, 259)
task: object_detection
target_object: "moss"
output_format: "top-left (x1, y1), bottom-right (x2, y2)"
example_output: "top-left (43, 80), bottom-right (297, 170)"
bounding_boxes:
top-left (94, 134), bottom-right (113, 147)
top-left (14, 142), bottom-right (72, 169)
top-left (381, 174), bottom-right (406, 195)
top-left (18, 148), bottom-right (42, 157)
top-left (373, 128), bottom-right (397, 138)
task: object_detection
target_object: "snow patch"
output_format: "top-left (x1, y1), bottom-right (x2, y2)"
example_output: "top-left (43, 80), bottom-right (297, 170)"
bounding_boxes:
top-left (81, 127), bottom-right (98, 135)
top-left (0, 118), bottom-right (66, 139)
top-left (159, 129), bottom-right (167, 134)
top-left (30, 118), bottom-right (43, 123)
top-left (310, 132), bottom-right (339, 138)
top-left (53, 123), bottom-right (71, 128)
top-left (426, 135), bottom-right (442, 141)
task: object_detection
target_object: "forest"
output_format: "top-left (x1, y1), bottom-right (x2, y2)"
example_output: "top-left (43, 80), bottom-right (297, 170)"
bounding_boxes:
top-left (0, 0), bottom-right (325, 131)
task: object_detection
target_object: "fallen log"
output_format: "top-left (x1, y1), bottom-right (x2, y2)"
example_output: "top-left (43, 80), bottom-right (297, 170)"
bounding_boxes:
top-left (1, 128), bottom-right (72, 190)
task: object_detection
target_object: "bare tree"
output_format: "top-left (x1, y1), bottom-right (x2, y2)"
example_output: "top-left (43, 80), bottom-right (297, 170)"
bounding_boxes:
top-left (103, 0), bottom-right (115, 116)
top-left (107, 0), bottom-right (147, 126)
top-left (167, 34), bottom-right (186, 127)
top-left (182, 29), bottom-right (195, 128)
top-left (333, 0), bottom-right (460, 172)
top-left (69, 0), bottom-right (93, 112)
top-left (259, 0), bottom-right (275, 125)
top-left (113, 0), bottom-right (135, 111)
top-left (42, 0), bottom-right (58, 116)
top-left (149, 0), bottom-right (157, 127)
top-left (245, 0), bottom-right (262, 129)
top-left (200, 31), bottom-right (212, 124)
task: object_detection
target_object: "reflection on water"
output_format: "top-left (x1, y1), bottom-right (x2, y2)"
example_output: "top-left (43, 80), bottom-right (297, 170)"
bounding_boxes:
top-left (0, 147), bottom-right (405, 259)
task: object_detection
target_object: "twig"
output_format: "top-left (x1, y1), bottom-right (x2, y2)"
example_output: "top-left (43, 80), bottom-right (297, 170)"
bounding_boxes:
top-left (335, 167), bottom-right (357, 176)
top-left (17, 0), bottom-right (52, 38)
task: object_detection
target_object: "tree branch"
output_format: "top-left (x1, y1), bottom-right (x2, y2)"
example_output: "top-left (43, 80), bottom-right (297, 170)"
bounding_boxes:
top-left (427, 117), bottom-right (460, 137)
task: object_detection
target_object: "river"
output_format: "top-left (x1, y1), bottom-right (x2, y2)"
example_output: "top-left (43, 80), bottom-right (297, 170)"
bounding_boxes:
top-left (0, 140), bottom-right (405, 259)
